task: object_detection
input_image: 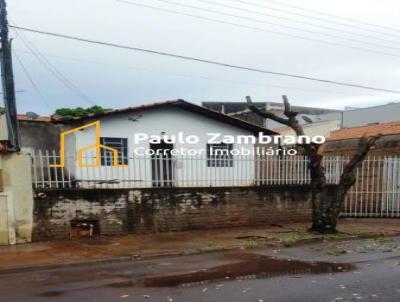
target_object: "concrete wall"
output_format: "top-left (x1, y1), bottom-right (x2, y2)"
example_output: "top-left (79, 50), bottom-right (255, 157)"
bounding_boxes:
top-left (0, 153), bottom-right (34, 245)
top-left (32, 186), bottom-right (311, 241)
top-left (0, 114), bottom-right (7, 141)
top-left (18, 121), bottom-right (62, 154)
top-left (342, 103), bottom-right (400, 127)
top-left (276, 120), bottom-right (342, 144)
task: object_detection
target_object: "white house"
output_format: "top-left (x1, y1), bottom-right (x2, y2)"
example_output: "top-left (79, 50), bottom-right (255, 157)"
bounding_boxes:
top-left (53, 100), bottom-right (276, 188)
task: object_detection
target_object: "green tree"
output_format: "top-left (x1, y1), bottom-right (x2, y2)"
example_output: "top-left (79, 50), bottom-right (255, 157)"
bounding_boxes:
top-left (54, 106), bottom-right (111, 117)
top-left (0, 107), bottom-right (4, 114)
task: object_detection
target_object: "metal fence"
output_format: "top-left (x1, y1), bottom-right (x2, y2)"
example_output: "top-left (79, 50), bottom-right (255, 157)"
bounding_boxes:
top-left (343, 157), bottom-right (400, 218)
top-left (30, 151), bottom-right (400, 218)
top-left (31, 150), bottom-right (326, 189)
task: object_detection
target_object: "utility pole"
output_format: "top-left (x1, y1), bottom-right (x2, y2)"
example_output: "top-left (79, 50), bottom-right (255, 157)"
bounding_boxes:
top-left (0, 0), bottom-right (19, 151)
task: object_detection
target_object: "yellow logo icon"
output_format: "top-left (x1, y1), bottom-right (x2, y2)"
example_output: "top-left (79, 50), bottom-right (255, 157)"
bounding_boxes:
top-left (50, 121), bottom-right (127, 168)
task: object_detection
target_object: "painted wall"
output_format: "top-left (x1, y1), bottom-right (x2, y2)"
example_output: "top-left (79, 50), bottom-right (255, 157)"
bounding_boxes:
top-left (66, 107), bottom-right (259, 187)
top-left (0, 114), bottom-right (7, 141)
top-left (276, 119), bottom-right (342, 144)
top-left (0, 153), bottom-right (34, 245)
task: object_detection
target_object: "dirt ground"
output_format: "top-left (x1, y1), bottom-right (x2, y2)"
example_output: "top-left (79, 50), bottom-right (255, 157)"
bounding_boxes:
top-left (0, 218), bottom-right (399, 272)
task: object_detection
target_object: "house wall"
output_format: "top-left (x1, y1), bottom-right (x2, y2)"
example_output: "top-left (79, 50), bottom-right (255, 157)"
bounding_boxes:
top-left (0, 153), bottom-right (34, 245)
top-left (276, 120), bottom-right (341, 144)
top-left (342, 103), bottom-right (400, 127)
top-left (68, 107), bottom-right (260, 187)
top-left (18, 121), bottom-right (63, 154)
top-left (0, 114), bottom-right (7, 140)
top-left (32, 186), bottom-right (311, 241)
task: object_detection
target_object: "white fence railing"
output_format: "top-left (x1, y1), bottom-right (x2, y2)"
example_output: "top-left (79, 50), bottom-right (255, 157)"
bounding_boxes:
top-left (32, 151), bottom-right (343, 189)
top-left (30, 151), bottom-right (400, 218)
top-left (343, 156), bottom-right (400, 218)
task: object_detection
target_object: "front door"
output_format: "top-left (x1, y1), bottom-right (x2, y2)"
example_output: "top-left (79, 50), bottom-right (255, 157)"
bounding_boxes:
top-left (150, 141), bottom-right (174, 187)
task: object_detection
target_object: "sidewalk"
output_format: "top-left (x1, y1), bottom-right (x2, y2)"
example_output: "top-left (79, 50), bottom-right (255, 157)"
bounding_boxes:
top-left (1, 219), bottom-right (400, 272)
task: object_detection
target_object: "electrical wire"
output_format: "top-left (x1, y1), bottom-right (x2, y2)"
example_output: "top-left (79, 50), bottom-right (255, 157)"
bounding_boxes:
top-left (149, 0), bottom-right (400, 51)
top-left (110, 0), bottom-right (400, 58)
top-left (14, 48), bottom-right (375, 97)
top-left (10, 25), bottom-right (400, 94)
top-left (11, 27), bottom-right (97, 106)
top-left (193, 0), bottom-right (400, 46)
top-left (231, 0), bottom-right (400, 39)
top-left (13, 50), bottom-right (54, 111)
top-left (259, 0), bottom-right (400, 34)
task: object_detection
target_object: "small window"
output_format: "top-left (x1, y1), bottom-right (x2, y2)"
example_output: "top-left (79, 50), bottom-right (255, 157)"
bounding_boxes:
top-left (100, 137), bottom-right (128, 166)
top-left (207, 143), bottom-right (233, 167)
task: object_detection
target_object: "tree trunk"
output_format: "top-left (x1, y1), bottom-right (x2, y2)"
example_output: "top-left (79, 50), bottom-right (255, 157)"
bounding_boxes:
top-left (310, 186), bottom-right (341, 233)
top-left (246, 95), bottom-right (381, 234)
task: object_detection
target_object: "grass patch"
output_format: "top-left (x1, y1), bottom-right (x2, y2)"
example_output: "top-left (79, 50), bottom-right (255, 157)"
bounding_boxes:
top-left (373, 236), bottom-right (393, 244)
top-left (243, 240), bottom-right (259, 249)
top-left (327, 249), bottom-right (347, 256)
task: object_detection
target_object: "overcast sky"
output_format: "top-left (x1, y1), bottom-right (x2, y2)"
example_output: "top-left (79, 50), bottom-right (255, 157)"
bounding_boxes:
top-left (5, 0), bottom-right (400, 114)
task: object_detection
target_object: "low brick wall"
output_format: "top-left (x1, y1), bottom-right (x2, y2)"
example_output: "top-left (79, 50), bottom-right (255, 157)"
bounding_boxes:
top-left (32, 186), bottom-right (311, 241)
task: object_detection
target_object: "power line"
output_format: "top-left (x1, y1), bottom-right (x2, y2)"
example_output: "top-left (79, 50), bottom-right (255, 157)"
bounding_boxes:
top-left (259, 0), bottom-right (400, 34)
top-left (13, 50), bottom-right (53, 111)
top-left (147, 0), bottom-right (400, 52)
top-left (231, 0), bottom-right (400, 39)
top-left (10, 25), bottom-right (400, 94)
top-left (109, 0), bottom-right (400, 59)
top-left (11, 27), bottom-right (97, 106)
top-left (194, 0), bottom-right (400, 46)
top-left (14, 48), bottom-right (374, 97)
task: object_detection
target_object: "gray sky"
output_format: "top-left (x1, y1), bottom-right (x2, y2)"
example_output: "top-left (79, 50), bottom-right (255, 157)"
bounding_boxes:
top-left (5, 0), bottom-right (400, 114)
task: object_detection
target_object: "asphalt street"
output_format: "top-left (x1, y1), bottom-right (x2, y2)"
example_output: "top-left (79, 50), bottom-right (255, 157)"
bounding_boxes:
top-left (1, 237), bottom-right (400, 302)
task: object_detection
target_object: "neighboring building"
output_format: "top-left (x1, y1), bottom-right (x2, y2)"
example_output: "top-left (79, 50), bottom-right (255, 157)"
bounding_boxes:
top-left (0, 113), bottom-right (61, 153)
top-left (321, 122), bottom-right (400, 217)
top-left (202, 101), bottom-right (342, 129)
top-left (0, 113), bottom-right (35, 246)
top-left (342, 102), bottom-right (400, 128)
top-left (17, 100), bottom-right (276, 188)
top-left (321, 121), bottom-right (400, 156)
top-left (274, 119), bottom-right (342, 144)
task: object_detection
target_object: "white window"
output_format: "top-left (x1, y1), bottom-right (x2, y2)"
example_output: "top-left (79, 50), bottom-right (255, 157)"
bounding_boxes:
top-left (100, 137), bottom-right (128, 166)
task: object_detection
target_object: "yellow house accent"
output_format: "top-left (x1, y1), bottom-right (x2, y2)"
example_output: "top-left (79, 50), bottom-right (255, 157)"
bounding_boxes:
top-left (50, 120), bottom-right (126, 168)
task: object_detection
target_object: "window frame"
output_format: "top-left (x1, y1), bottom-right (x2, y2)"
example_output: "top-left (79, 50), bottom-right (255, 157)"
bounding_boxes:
top-left (100, 137), bottom-right (128, 166)
top-left (206, 143), bottom-right (234, 167)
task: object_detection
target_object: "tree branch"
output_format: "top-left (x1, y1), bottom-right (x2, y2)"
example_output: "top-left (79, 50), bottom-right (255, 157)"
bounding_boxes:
top-left (247, 94), bottom-right (324, 184)
top-left (246, 96), bottom-right (290, 125)
top-left (339, 134), bottom-right (382, 188)
top-left (282, 95), bottom-right (298, 119)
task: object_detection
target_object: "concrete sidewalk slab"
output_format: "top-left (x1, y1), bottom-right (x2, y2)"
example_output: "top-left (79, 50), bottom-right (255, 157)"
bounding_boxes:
top-left (0, 219), bottom-right (399, 272)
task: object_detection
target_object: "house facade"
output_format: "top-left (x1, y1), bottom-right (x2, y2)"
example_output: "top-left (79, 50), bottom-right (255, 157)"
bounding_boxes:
top-left (26, 100), bottom-right (276, 189)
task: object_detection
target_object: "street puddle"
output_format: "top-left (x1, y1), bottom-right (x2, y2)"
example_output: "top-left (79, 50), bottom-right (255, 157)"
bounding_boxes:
top-left (111, 254), bottom-right (354, 288)
top-left (38, 290), bottom-right (65, 297)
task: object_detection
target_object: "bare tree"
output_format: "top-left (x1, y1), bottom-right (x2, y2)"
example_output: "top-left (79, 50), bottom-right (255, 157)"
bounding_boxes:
top-left (247, 95), bottom-right (381, 233)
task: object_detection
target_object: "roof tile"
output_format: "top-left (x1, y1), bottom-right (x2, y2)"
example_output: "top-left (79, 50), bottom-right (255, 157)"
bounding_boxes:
top-left (329, 121), bottom-right (400, 140)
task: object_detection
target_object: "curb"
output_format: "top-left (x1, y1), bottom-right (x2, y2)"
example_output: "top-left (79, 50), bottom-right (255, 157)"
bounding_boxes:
top-left (0, 247), bottom-right (233, 275)
top-left (0, 231), bottom-right (398, 275)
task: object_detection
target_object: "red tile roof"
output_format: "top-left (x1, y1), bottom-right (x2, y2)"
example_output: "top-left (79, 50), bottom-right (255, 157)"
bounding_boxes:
top-left (17, 114), bottom-right (51, 122)
top-left (329, 121), bottom-right (400, 141)
top-left (55, 99), bottom-right (277, 135)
